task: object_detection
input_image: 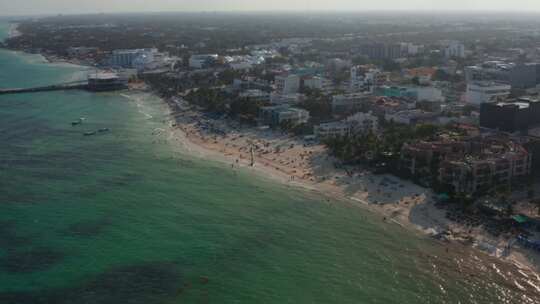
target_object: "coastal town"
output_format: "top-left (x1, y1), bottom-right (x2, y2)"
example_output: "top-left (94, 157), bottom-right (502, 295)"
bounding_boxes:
top-left (5, 13), bottom-right (540, 271)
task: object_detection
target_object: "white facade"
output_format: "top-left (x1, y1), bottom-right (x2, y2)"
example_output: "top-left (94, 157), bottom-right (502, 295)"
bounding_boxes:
top-left (466, 82), bottom-right (511, 105)
top-left (444, 41), bottom-right (465, 59)
top-left (275, 74), bottom-right (300, 94)
top-left (411, 86), bottom-right (444, 102)
top-left (110, 48), bottom-right (158, 69)
top-left (314, 122), bottom-right (350, 138)
top-left (303, 76), bottom-right (323, 90)
top-left (314, 112), bottom-right (378, 138)
top-left (401, 43), bottom-right (423, 56)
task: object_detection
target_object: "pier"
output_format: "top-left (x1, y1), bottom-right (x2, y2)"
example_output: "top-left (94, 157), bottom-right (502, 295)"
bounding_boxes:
top-left (0, 80), bottom-right (89, 95)
top-left (0, 72), bottom-right (128, 95)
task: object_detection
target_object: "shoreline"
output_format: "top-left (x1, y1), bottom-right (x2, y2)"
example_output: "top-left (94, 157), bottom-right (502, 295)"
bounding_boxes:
top-left (155, 95), bottom-right (540, 275)
top-left (4, 36), bottom-right (539, 279)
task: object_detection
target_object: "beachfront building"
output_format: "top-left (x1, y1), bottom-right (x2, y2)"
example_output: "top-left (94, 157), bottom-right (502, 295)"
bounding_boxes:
top-left (109, 48), bottom-right (159, 68)
top-left (314, 121), bottom-right (351, 138)
top-left (401, 137), bottom-right (532, 194)
top-left (87, 72), bottom-right (128, 91)
top-left (466, 81), bottom-right (511, 106)
top-left (314, 112), bottom-right (378, 138)
top-left (259, 105), bottom-right (310, 127)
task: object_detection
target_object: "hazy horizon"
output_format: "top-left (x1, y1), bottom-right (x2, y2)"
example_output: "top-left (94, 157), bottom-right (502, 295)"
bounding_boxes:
top-left (2, 0), bottom-right (540, 16)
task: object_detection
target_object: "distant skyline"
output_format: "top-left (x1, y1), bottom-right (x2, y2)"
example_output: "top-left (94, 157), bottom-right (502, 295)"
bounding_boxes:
top-left (2, 0), bottom-right (540, 16)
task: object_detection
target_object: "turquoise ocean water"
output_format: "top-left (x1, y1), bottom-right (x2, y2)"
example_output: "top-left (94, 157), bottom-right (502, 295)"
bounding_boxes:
top-left (1, 21), bottom-right (539, 303)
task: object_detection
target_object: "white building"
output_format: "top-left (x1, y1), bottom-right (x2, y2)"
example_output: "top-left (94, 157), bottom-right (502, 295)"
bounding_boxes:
top-left (110, 48), bottom-right (159, 69)
top-left (400, 43), bottom-right (424, 56)
top-left (443, 41), bottom-right (465, 59)
top-left (275, 74), bottom-right (300, 94)
top-left (364, 69), bottom-right (389, 88)
top-left (410, 86), bottom-right (444, 102)
top-left (350, 66), bottom-right (364, 92)
top-left (466, 81), bottom-right (511, 106)
top-left (314, 112), bottom-right (378, 138)
top-left (303, 76), bottom-right (323, 90)
top-left (259, 105), bottom-right (310, 127)
top-left (314, 121), bottom-right (351, 138)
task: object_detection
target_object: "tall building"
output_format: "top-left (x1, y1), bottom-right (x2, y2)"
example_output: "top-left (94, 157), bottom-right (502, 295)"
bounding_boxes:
top-left (350, 66), bottom-right (362, 92)
top-left (510, 63), bottom-right (540, 89)
top-left (480, 97), bottom-right (540, 132)
top-left (110, 48), bottom-right (158, 68)
top-left (359, 43), bottom-right (402, 60)
top-left (443, 41), bottom-right (465, 59)
top-left (464, 62), bottom-right (513, 83)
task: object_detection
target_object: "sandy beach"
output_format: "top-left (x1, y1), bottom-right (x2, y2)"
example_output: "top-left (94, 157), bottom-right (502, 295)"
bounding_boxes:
top-left (155, 97), bottom-right (540, 274)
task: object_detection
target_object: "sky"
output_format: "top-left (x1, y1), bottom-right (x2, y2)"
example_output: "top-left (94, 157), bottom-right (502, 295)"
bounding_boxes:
top-left (2, 0), bottom-right (540, 16)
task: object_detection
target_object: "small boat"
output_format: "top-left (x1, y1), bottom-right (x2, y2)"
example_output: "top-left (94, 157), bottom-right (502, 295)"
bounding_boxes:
top-left (71, 117), bottom-right (86, 126)
top-left (83, 131), bottom-right (96, 136)
top-left (98, 128), bottom-right (110, 133)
